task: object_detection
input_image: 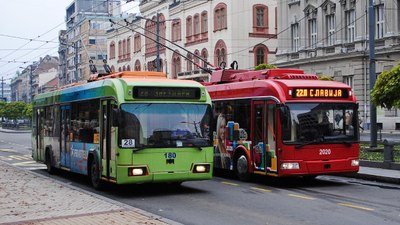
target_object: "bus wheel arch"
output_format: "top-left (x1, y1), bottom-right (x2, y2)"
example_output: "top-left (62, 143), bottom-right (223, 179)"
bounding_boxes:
top-left (88, 152), bottom-right (104, 190)
top-left (233, 147), bottom-right (251, 181)
top-left (45, 146), bottom-right (55, 174)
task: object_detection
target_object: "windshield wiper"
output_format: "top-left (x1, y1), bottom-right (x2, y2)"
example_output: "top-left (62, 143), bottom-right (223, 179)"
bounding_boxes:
top-left (295, 138), bottom-right (323, 149)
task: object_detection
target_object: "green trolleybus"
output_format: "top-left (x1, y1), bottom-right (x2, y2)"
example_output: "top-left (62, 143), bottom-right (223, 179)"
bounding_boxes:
top-left (32, 71), bottom-right (213, 189)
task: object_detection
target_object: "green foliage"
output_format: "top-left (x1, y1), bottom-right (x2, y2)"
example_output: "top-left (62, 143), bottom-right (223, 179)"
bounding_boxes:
top-left (255, 63), bottom-right (277, 70)
top-left (371, 63), bottom-right (400, 109)
top-left (0, 102), bottom-right (27, 120)
top-left (318, 75), bottom-right (334, 81)
top-left (23, 104), bottom-right (33, 119)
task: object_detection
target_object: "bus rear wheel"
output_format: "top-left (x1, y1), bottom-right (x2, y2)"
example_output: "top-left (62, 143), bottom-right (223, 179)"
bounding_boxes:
top-left (45, 150), bottom-right (55, 174)
top-left (235, 154), bottom-right (250, 181)
top-left (89, 156), bottom-right (104, 190)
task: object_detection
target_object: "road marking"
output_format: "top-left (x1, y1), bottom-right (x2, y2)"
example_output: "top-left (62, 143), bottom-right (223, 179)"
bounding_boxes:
top-left (221, 181), bottom-right (239, 186)
top-left (251, 187), bottom-right (272, 192)
top-left (288, 194), bottom-right (315, 200)
top-left (9, 155), bottom-right (32, 160)
top-left (337, 203), bottom-right (374, 211)
top-left (0, 148), bottom-right (16, 153)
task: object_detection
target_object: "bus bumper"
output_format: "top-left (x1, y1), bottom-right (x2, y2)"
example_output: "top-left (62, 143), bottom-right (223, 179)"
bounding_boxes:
top-left (115, 164), bottom-right (213, 184)
top-left (279, 158), bottom-right (359, 176)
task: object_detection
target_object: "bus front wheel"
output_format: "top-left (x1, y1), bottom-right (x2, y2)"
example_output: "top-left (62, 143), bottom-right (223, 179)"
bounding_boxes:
top-left (89, 156), bottom-right (104, 190)
top-left (235, 154), bottom-right (250, 181)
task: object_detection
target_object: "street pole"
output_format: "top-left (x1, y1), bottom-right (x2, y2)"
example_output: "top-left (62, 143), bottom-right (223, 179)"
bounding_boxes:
top-left (368, 0), bottom-right (377, 148)
top-left (156, 13), bottom-right (160, 72)
top-left (1, 77), bottom-right (4, 100)
top-left (30, 66), bottom-right (33, 104)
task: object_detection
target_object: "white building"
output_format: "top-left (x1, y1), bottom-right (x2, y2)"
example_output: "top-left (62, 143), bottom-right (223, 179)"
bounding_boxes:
top-left (107, 0), bottom-right (278, 82)
top-left (276, 0), bottom-right (400, 130)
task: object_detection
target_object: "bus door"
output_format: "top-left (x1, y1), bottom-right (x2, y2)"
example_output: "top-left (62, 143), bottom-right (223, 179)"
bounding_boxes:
top-left (101, 100), bottom-right (114, 179)
top-left (251, 101), bottom-right (277, 174)
top-left (35, 108), bottom-right (45, 161)
top-left (60, 105), bottom-right (71, 168)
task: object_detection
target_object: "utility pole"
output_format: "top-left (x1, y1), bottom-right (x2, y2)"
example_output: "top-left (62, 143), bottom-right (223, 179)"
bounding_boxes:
top-left (368, 0), bottom-right (377, 148)
top-left (1, 77), bottom-right (4, 100)
top-left (29, 66), bottom-right (33, 104)
top-left (156, 12), bottom-right (160, 72)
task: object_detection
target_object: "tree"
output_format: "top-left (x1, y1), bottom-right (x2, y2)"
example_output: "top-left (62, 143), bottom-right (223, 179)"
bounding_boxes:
top-left (23, 104), bottom-right (33, 119)
top-left (1, 102), bottom-right (27, 120)
top-left (371, 63), bottom-right (400, 109)
top-left (255, 63), bottom-right (277, 70)
top-left (318, 75), bottom-right (334, 81)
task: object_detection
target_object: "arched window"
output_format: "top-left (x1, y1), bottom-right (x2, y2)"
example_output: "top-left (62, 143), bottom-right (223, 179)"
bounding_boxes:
top-left (214, 3), bottom-right (227, 31)
top-left (171, 19), bottom-right (181, 42)
top-left (201, 48), bottom-right (208, 69)
top-left (253, 45), bottom-right (269, 67)
top-left (201, 11), bottom-right (208, 33)
top-left (118, 40), bottom-right (122, 59)
top-left (134, 60), bottom-right (141, 71)
top-left (134, 33), bottom-right (141, 52)
top-left (186, 16), bottom-right (193, 37)
top-left (214, 40), bottom-right (227, 67)
top-left (194, 14), bottom-right (200, 35)
top-left (172, 51), bottom-right (181, 79)
top-left (126, 65), bottom-right (131, 71)
top-left (127, 37), bottom-right (131, 58)
top-left (187, 53), bottom-right (193, 71)
top-left (109, 41), bottom-right (116, 59)
top-left (194, 49), bottom-right (200, 69)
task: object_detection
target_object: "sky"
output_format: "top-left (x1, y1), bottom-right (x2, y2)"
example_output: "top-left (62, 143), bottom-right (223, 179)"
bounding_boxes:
top-left (0, 0), bottom-right (139, 83)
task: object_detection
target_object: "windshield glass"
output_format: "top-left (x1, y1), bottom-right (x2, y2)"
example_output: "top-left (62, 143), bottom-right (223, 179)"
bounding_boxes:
top-left (282, 103), bottom-right (358, 144)
top-left (119, 103), bottom-right (212, 148)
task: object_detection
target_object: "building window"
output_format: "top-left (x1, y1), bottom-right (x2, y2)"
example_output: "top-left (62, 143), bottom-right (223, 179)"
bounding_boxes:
top-left (308, 19), bottom-right (317, 48)
top-left (134, 34), bottom-right (141, 52)
top-left (172, 51), bottom-right (181, 79)
top-left (326, 14), bottom-right (335, 46)
top-left (186, 16), bottom-right (193, 37)
top-left (375, 4), bottom-right (385, 39)
top-left (343, 76), bottom-right (354, 90)
top-left (201, 12), bottom-right (208, 33)
top-left (134, 60), bottom-right (141, 71)
top-left (291, 23), bottom-right (299, 52)
top-left (187, 54), bottom-right (193, 71)
top-left (256, 48), bottom-right (264, 65)
top-left (214, 40), bottom-right (227, 67)
top-left (201, 48), bottom-right (208, 69)
top-left (89, 38), bottom-right (96, 45)
top-left (194, 14), bottom-right (200, 35)
top-left (214, 3), bottom-right (227, 31)
top-left (109, 41), bottom-right (116, 59)
top-left (172, 20), bottom-right (181, 41)
top-left (345, 9), bottom-right (355, 43)
top-left (256, 8), bottom-right (265, 27)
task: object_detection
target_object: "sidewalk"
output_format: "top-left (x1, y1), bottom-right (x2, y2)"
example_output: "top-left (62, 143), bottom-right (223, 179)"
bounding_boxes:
top-left (344, 166), bottom-right (400, 184)
top-left (0, 161), bottom-right (179, 225)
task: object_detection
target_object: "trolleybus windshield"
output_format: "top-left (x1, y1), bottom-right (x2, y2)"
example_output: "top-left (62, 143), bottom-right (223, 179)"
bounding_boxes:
top-left (119, 103), bottom-right (212, 149)
top-left (282, 103), bottom-right (358, 145)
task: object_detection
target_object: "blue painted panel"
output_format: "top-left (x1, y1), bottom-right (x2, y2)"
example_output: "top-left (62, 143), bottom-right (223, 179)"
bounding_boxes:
top-left (70, 142), bottom-right (99, 175)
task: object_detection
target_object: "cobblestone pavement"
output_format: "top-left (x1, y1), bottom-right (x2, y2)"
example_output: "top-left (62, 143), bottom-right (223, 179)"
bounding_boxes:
top-left (0, 161), bottom-right (174, 225)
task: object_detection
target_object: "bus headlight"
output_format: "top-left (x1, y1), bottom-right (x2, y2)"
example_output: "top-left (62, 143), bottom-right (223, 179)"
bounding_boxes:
top-left (128, 167), bottom-right (147, 176)
top-left (351, 160), bottom-right (359, 166)
top-left (193, 164), bottom-right (210, 173)
top-left (281, 163), bottom-right (300, 170)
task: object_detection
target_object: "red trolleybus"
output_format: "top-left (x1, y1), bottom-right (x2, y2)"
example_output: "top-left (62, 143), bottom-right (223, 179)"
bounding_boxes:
top-left (205, 68), bottom-right (359, 180)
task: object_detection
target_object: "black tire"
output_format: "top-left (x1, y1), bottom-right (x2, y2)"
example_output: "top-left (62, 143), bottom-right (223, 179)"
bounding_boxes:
top-left (90, 156), bottom-right (104, 190)
top-left (235, 154), bottom-right (250, 181)
top-left (45, 151), bottom-right (55, 175)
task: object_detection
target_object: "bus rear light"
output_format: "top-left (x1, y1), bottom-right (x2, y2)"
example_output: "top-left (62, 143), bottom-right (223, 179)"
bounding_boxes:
top-left (280, 163), bottom-right (300, 170)
top-left (128, 167), bottom-right (148, 176)
top-left (193, 164), bottom-right (210, 173)
top-left (351, 159), bottom-right (359, 166)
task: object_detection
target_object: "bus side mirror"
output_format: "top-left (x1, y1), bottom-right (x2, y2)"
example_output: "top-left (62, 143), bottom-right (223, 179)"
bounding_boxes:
top-left (112, 108), bottom-right (120, 127)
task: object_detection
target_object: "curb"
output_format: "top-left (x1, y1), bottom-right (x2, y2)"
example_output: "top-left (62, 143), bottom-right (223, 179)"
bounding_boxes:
top-left (342, 172), bottom-right (400, 184)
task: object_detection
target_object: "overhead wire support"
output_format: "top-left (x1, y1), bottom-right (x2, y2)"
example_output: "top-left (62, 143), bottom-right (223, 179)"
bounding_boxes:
top-left (122, 16), bottom-right (217, 71)
top-left (110, 19), bottom-right (214, 74)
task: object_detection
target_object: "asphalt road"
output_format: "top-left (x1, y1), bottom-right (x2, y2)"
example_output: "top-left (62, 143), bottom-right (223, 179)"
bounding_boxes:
top-left (1, 132), bottom-right (400, 225)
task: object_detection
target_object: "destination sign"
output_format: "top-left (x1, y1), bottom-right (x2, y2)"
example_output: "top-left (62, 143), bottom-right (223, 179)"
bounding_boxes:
top-left (292, 88), bottom-right (348, 98)
top-left (133, 87), bottom-right (200, 99)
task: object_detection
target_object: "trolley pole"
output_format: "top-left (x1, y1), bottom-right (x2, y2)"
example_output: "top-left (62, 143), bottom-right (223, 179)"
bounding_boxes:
top-left (368, 0), bottom-right (377, 148)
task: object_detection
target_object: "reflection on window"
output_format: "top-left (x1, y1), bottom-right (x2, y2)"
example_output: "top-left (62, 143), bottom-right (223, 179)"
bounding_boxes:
top-left (119, 103), bottom-right (212, 148)
top-left (282, 103), bottom-right (358, 143)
